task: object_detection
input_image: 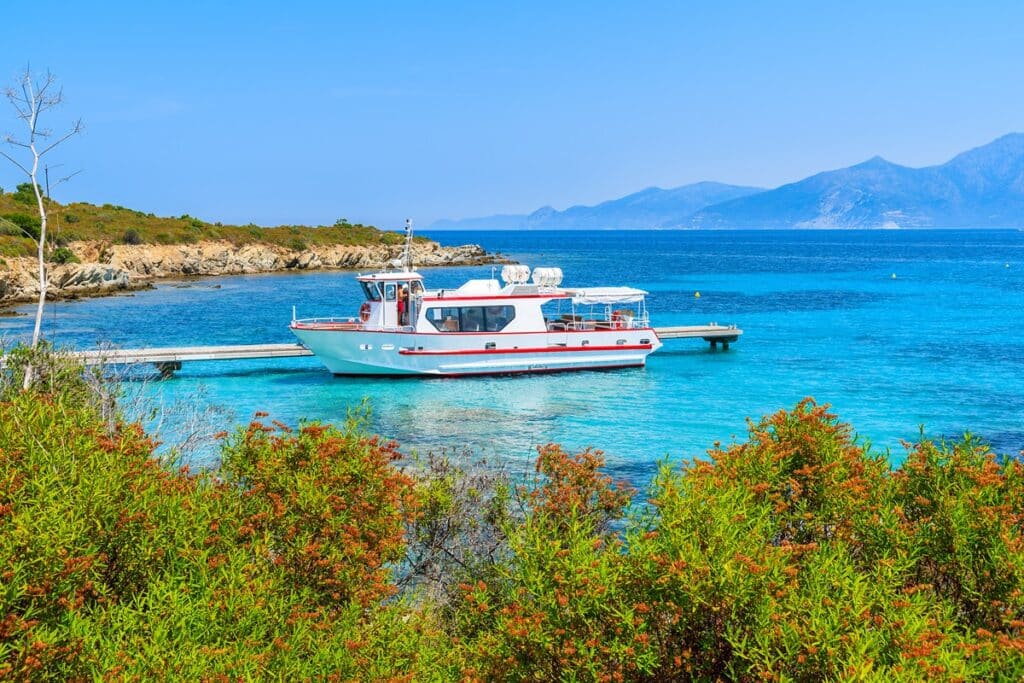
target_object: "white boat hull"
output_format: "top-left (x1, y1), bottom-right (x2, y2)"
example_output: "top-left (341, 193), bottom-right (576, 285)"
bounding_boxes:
top-left (290, 326), bottom-right (662, 376)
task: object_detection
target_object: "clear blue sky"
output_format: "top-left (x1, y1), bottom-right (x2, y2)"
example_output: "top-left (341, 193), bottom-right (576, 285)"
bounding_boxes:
top-left (3, 1), bottom-right (1022, 228)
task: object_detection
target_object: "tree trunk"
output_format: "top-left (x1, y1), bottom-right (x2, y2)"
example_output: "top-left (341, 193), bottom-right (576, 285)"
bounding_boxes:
top-left (22, 156), bottom-right (46, 391)
top-left (30, 171), bottom-right (47, 349)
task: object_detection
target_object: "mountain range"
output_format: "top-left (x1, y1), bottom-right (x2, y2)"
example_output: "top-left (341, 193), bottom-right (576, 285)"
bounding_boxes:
top-left (432, 133), bottom-right (1024, 229)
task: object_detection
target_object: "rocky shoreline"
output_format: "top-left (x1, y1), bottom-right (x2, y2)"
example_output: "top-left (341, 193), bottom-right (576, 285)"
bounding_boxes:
top-left (0, 239), bottom-right (508, 309)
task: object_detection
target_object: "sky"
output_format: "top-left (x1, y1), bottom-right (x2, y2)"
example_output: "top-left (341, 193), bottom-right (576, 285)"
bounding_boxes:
top-left (2, 1), bottom-right (1023, 228)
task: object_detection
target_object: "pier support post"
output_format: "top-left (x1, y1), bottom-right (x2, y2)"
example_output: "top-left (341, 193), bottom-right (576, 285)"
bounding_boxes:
top-left (722, 341), bottom-right (730, 350)
top-left (155, 361), bottom-right (182, 378)
top-left (709, 340), bottom-right (718, 349)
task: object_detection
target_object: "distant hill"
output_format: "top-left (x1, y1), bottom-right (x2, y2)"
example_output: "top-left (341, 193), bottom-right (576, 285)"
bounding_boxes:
top-left (690, 133), bottom-right (1024, 228)
top-left (432, 182), bottom-right (764, 229)
top-left (435, 133), bottom-right (1024, 229)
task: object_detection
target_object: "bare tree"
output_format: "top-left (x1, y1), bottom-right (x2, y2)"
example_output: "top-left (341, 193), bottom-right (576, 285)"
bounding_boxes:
top-left (1, 68), bottom-right (82, 388)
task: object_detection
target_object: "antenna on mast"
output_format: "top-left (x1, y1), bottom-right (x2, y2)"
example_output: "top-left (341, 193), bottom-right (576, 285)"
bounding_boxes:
top-left (402, 218), bottom-right (413, 272)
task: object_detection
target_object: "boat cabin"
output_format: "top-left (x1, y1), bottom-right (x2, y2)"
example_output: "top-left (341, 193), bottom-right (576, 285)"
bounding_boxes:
top-left (353, 266), bottom-right (650, 334)
top-left (356, 272), bottom-right (424, 329)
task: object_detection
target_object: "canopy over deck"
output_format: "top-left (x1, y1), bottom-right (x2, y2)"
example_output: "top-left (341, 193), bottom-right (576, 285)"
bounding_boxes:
top-left (357, 271), bottom-right (424, 282)
top-left (569, 287), bottom-right (648, 305)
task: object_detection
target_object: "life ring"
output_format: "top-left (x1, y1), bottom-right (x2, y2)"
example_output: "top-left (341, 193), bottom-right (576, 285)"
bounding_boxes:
top-left (359, 302), bottom-right (371, 322)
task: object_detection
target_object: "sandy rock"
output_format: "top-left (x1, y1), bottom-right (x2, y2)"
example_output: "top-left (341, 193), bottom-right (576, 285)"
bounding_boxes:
top-left (0, 238), bottom-right (508, 308)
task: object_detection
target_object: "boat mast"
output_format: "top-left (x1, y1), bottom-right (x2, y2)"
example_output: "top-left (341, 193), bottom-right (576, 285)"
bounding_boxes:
top-left (402, 218), bottom-right (413, 272)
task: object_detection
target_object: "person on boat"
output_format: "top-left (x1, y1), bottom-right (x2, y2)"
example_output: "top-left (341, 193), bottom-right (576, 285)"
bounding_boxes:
top-left (398, 285), bottom-right (409, 326)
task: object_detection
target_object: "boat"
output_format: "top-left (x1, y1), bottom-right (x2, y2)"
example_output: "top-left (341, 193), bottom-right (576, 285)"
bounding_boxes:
top-left (289, 221), bottom-right (663, 376)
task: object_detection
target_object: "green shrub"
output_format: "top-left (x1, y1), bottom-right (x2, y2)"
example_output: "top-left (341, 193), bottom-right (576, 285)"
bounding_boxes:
top-left (121, 228), bottom-right (143, 245)
top-left (4, 356), bottom-right (1020, 682)
top-left (0, 241), bottom-right (34, 258)
top-left (48, 246), bottom-right (79, 264)
top-left (220, 415), bottom-right (419, 608)
top-left (0, 353), bottom-right (439, 680)
top-left (1, 213), bottom-right (41, 240)
top-left (447, 400), bottom-right (1024, 681)
top-left (64, 213), bottom-right (79, 224)
top-left (11, 182), bottom-right (37, 204)
top-left (0, 216), bottom-right (24, 237)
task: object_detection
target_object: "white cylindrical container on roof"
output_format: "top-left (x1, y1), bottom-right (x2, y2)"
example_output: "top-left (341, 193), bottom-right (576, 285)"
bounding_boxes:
top-left (501, 264), bottom-right (531, 284)
top-left (532, 267), bottom-right (563, 287)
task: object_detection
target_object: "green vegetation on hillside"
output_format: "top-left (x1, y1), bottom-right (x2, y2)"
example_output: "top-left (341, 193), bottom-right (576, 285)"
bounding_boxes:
top-left (0, 185), bottom-right (412, 259)
top-left (1, 348), bottom-right (1022, 680)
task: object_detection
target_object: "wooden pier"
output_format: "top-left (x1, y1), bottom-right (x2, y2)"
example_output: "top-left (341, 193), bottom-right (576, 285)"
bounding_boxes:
top-left (655, 324), bottom-right (742, 349)
top-left (2, 324), bottom-right (741, 376)
top-left (69, 344), bottom-right (314, 377)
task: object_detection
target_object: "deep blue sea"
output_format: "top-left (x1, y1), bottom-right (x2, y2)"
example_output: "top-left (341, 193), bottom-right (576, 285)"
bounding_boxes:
top-left (2, 230), bottom-right (1022, 482)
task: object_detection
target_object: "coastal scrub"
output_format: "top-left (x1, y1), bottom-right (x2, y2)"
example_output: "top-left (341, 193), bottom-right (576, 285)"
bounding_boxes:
top-left (0, 351), bottom-right (1022, 680)
top-left (0, 192), bottom-right (414, 259)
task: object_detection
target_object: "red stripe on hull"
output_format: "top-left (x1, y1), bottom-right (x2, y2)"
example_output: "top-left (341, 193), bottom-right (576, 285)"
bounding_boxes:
top-left (418, 293), bottom-right (572, 302)
top-left (398, 344), bottom-right (653, 356)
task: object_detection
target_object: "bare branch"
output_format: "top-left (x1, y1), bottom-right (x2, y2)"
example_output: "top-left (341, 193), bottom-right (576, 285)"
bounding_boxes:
top-left (50, 168), bottom-right (83, 189)
top-left (3, 136), bottom-right (32, 149)
top-left (5, 94), bottom-right (31, 121)
top-left (0, 148), bottom-right (31, 176)
top-left (35, 76), bottom-right (57, 102)
top-left (39, 122), bottom-right (81, 157)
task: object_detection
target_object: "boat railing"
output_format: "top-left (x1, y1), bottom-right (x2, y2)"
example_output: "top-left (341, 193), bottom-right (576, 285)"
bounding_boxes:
top-left (548, 313), bottom-right (650, 332)
top-left (291, 317), bottom-right (365, 330)
top-left (291, 318), bottom-right (419, 333)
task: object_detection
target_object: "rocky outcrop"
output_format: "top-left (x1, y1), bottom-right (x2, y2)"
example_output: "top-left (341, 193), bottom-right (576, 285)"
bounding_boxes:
top-left (0, 261), bottom-right (137, 305)
top-left (0, 239), bottom-right (507, 308)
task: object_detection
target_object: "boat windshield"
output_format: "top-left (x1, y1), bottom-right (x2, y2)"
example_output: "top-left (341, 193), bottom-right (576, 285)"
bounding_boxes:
top-left (361, 281), bottom-right (382, 301)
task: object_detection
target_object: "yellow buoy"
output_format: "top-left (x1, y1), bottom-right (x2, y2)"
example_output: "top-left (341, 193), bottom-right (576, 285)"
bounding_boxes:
top-left (694, 291), bottom-right (701, 298)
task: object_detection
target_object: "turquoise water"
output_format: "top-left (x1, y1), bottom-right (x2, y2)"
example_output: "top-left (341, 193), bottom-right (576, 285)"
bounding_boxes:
top-left (2, 230), bottom-right (1022, 481)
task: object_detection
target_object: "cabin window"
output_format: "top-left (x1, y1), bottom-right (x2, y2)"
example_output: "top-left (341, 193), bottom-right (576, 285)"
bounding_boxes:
top-left (384, 283), bottom-right (398, 301)
top-left (461, 307), bottom-right (485, 332)
top-left (360, 281), bottom-right (382, 301)
top-left (484, 306), bottom-right (515, 331)
top-left (425, 305), bottom-right (515, 332)
top-left (426, 307), bottom-right (462, 332)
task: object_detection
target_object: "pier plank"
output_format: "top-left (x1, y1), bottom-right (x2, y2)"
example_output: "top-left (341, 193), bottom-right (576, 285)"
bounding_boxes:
top-left (655, 325), bottom-right (742, 341)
